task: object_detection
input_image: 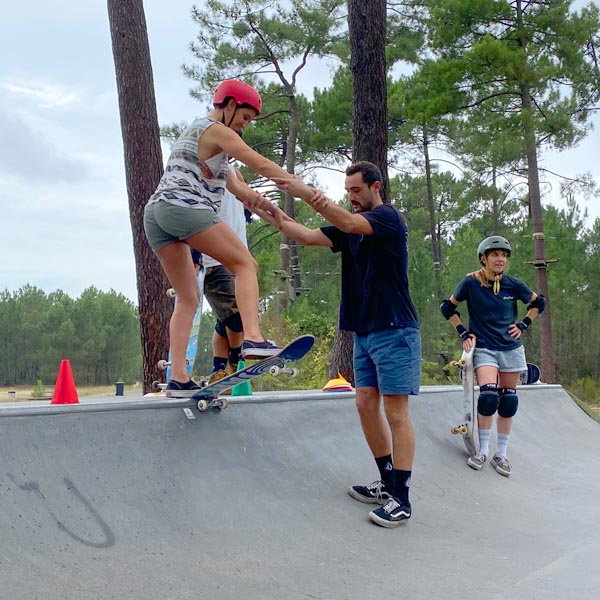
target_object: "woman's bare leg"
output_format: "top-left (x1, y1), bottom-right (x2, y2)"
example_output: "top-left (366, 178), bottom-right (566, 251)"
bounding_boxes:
top-left (186, 222), bottom-right (264, 342)
top-left (155, 241), bottom-right (200, 383)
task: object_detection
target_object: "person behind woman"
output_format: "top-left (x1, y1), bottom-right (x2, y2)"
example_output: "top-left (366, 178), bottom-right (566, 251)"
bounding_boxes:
top-left (144, 80), bottom-right (295, 391)
top-left (440, 236), bottom-right (546, 476)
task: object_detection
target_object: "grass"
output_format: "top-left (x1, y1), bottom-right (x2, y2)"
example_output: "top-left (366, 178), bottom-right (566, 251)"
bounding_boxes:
top-left (565, 389), bottom-right (600, 425)
top-left (0, 383), bottom-right (142, 403)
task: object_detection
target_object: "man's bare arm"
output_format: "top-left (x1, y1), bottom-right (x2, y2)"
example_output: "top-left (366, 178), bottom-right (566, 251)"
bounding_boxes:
top-left (273, 177), bottom-right (373, 235)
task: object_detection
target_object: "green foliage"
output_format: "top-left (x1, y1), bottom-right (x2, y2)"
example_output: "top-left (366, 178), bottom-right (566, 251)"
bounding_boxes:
top-left (0, 286), bottom-right (141, 386)
top-left (185, 0), bottom-right (346, 99)
top-left (30, 380), bottom-right (46, 399)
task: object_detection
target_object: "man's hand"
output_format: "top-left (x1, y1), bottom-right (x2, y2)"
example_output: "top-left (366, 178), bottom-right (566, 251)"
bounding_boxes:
top-left (273, 175), bottom-right (315, 201)
top-left (308, 190), bottom-right (330, 210)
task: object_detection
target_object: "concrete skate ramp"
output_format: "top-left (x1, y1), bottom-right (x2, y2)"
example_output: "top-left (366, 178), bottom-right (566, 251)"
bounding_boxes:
top-left (1, 385), bottom-right (599, 600)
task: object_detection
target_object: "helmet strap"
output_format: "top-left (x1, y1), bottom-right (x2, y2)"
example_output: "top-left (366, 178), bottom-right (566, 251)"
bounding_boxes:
top-left (225, 105), bottom-right (238, 129)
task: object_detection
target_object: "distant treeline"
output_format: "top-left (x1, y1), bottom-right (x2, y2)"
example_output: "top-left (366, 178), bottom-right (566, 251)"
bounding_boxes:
top-left (2, 196), bottom-right (600, 390)
top-left (0, 286), bottom-right (141, 386)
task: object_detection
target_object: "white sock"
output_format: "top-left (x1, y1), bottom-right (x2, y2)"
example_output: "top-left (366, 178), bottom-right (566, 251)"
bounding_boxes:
top-left (497, 433), bottom-right (510, 457)
top-left (478, 429), bottom-right (491, 456)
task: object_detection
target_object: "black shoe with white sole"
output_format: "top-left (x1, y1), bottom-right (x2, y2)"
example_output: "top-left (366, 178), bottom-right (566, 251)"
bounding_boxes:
top-left (348, 480), bottom-right (392, 504)
top-left (369, 498), bottom-right (411, 528)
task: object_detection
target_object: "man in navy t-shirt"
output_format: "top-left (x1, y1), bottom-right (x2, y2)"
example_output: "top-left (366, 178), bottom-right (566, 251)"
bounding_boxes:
top-left (274, 161), bottom-right (421, 528)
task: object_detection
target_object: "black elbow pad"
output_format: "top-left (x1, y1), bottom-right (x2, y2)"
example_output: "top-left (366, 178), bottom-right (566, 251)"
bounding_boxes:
top-left (528, 294), bottom-right (546, 314)
top-left (440, 299), bottom-right (459, 320)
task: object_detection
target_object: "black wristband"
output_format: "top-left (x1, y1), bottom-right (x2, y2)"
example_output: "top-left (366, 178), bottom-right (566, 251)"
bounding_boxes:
top-left (517, 316), bottom-right (532, 331)
top-left (456, 324), bottom-right (470, 341)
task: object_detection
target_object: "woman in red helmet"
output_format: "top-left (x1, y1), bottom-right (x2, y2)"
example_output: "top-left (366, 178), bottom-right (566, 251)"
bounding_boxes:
top-left (144, 80), bottom-right (294, 391)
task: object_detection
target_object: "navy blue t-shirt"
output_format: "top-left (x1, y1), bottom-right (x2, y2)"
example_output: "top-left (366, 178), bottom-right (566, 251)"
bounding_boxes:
top-left (321, 204), bottom-right (419, 334)
top-left (453, 274), bottom-right (533, 350)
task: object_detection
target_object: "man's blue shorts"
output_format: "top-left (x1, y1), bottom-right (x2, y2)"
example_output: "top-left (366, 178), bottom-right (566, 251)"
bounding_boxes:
top-left (353, 327), bottom-right (421, 396)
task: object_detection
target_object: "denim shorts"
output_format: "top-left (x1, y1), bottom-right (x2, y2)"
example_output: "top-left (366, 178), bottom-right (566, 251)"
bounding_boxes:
top-left (144, 200), bottom-right (221, 252)
top-left (473, 345), bottom-right (527, 373)
top-left (203, 265), bottom-right (237, 322)
top-left (353, 327), bottom-right (421, 396)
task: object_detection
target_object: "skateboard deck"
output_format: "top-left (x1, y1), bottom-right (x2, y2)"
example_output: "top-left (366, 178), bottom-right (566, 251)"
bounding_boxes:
top-left (520, 363), bottom-right (540, 385)
top-left (451, 342), bottom-right (478, 457)
top-left (156, 266), bottom-right (205, 385)
top-left (166, 335), bottom-right (315, 411)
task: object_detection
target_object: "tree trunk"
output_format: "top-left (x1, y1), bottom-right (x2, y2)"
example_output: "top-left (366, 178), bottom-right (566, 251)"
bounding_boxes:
top-left (515, 0), bottom-right (556, 383)
top-left (107, 0), bottom-right (171, 393)
top-left (348, 0), bottom-right (389, 201)
top-left (278, 90), bottom-right (303, 310)
top-left (423, 125), bottom-right (442, 300)
top-left (328, 0), bottom-right (388, 381)
top-left (521, 90), bottom-right (556, 383)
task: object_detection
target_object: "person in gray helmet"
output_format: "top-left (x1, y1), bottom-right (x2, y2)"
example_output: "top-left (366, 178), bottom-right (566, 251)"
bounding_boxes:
top-left (440, 236), bottom-right (546, 476)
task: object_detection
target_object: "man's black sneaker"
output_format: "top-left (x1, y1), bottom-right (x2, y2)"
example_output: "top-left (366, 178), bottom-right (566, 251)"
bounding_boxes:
top-left (166, 379), bottom-right (201, 391)
top-left (369, 498), bottom-right (411, 528)
top-left (348, 480), bottom-right (392, 504)
top-left (241, 339), bottom-right (281, 360)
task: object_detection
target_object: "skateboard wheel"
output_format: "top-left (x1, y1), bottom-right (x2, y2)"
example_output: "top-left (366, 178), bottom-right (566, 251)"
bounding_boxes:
top-left (197, 400), bottom-right (209, 412)
top-left (218, 399), bottom-right (228, 410)
top-left (157, 359), bottom-right (169, 370)
top-left (269, 365), bottom-right (281, 376)
top-left (151, 380), bottom-right (162, 391)
top-left (289, 368), bottom-right (298, 378)
top-left (166, 288), bottom-right (176, 298)
top-left (451, 425), bottom-right (467, 435)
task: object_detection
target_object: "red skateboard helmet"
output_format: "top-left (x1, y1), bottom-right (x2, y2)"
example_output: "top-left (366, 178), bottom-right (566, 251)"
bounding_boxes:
top-left (212, 80), bottom-right (262, 115)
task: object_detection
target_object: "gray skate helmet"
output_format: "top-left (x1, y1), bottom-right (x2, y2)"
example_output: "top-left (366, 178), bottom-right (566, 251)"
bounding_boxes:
top-left (477, 236), bottom-right (512, 264)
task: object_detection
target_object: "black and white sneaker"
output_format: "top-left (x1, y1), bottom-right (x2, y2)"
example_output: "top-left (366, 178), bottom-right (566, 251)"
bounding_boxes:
top-left (369, 498), bottom-right (411, 528)
top-left (348, 480), bottom-right (392, 504)
top-left (166, 379), bottom-right (201, 391)
top-left (241, 339), bottom-right (281, 360)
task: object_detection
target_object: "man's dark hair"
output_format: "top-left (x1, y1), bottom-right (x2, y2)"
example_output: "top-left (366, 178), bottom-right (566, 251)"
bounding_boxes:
top-left (345, 161), bottom-right (382, 187)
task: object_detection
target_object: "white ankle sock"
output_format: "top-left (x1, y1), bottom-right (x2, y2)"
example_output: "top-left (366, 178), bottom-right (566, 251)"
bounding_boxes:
top-left (478, 429), bottom-right (491, 456)
top-left (497, 433), bottom-right (510, 457)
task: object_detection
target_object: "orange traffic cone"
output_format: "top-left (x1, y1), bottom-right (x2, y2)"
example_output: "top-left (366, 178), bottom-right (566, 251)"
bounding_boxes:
top-left (51, 359), bottom-right (79, 404)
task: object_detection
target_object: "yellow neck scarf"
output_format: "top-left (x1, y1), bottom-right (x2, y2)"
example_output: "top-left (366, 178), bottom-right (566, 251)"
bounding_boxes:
top-left (484, 268), bottom-right (502, 295)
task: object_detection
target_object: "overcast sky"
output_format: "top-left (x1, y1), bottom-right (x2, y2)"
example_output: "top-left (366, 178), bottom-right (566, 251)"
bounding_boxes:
top-left (1, 1), bottom-right (599, 304)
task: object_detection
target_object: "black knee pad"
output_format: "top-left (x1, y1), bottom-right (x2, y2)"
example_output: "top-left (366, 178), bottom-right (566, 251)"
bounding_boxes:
top-left (229, 346), bottom-right (242, 367)
top-left (222, 311), bottom-right (243, 333)
top-left (214, 320), bottom-right (227, 338)
top-left (477, 384), bottom-right (499, 416)
top-left (498, 388), bottom-right (518, 418)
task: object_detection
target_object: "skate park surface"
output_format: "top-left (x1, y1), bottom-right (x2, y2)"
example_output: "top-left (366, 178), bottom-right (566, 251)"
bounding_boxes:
top-left (1, 385), bottom-right (599, 600)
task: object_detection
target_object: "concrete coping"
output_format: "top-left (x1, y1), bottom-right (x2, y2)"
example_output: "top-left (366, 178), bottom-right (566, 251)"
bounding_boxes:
top-left (0, 384), bottom-right (564, 419)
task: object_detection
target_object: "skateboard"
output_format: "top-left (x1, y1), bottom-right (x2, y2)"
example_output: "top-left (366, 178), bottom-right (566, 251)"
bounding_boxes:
top-left (156, 266), bottom-right (205, 387)
top-left (520, 363), bottom-right (540, 385)
top-left (166, 335), bottom-right (315, 411)
top-left (450, 342), bottom-right (478, 457)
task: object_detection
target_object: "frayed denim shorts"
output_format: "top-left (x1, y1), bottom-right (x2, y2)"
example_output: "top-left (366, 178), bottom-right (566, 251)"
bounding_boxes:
top-left (473, 345), bottom-right (527, 373)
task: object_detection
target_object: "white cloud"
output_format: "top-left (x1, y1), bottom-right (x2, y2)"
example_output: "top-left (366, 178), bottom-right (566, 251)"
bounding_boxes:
top-left (1, 79), bottom-right (81, 108)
